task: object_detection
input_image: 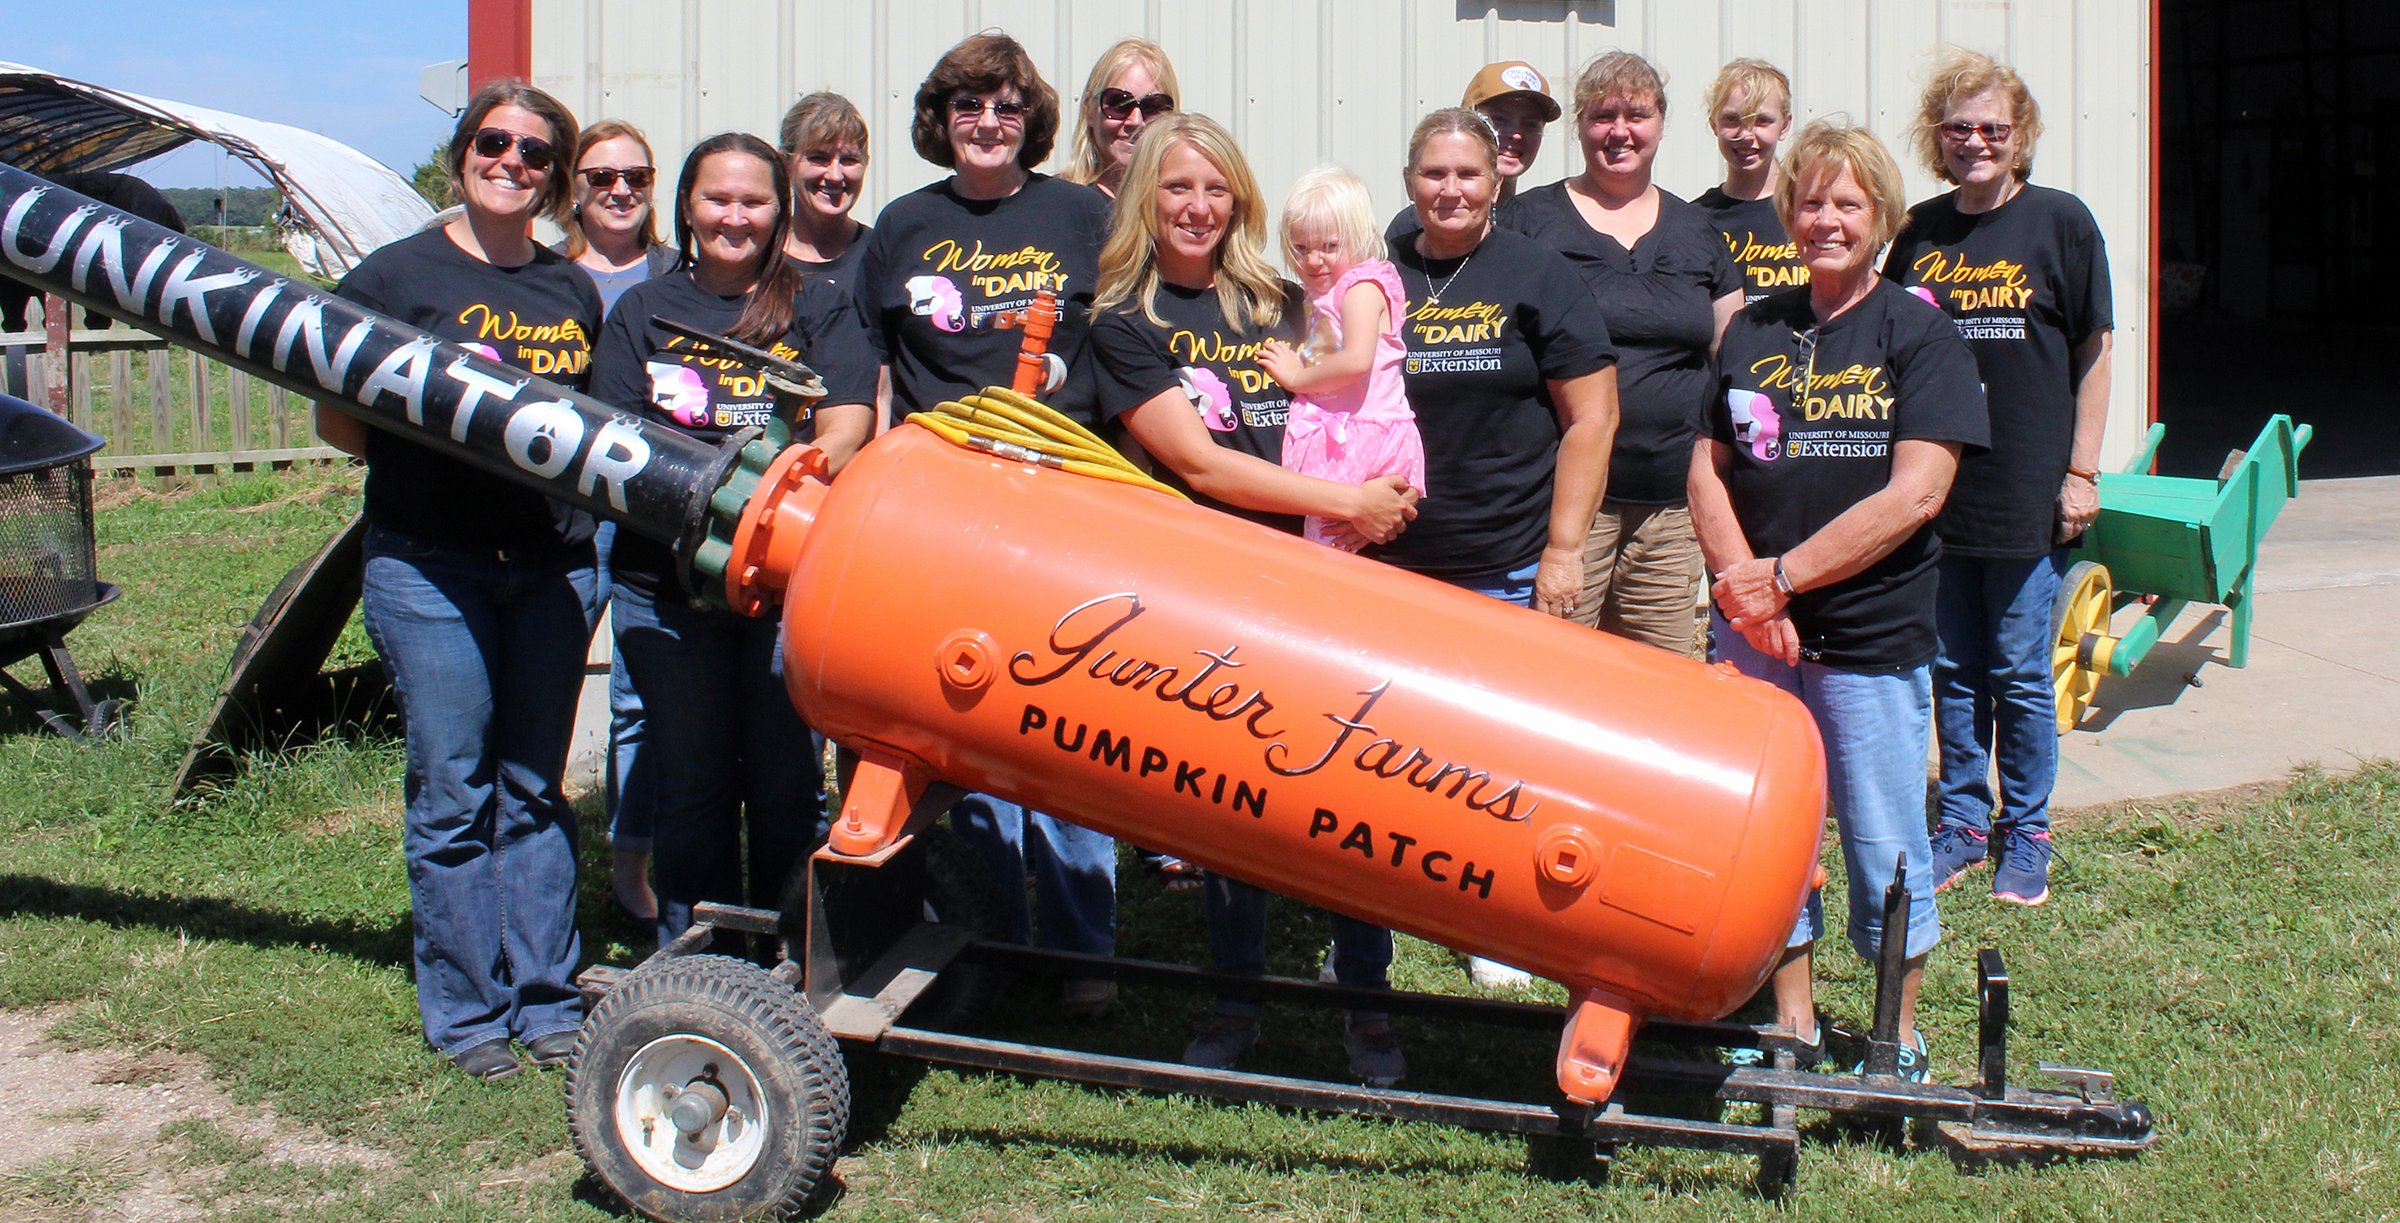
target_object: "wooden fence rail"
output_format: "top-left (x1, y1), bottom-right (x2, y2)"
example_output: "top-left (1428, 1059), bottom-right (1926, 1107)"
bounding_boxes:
top-left (1, 293), bottom-right (346, 477)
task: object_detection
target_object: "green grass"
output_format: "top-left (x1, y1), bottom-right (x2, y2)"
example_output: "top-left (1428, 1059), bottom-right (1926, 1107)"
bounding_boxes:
top-left (2, 466), bottom-right (2397, 1219)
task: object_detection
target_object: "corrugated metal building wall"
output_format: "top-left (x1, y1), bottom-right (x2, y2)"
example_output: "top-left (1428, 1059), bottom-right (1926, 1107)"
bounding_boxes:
top-left (521, 0), bottom-right (2152, 467)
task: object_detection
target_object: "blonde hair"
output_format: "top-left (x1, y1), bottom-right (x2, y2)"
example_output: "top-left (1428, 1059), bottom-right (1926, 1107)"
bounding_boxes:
top-left (1279, 166), bottom-right (1385, 275)
top-left (1704, 58), bottom-right (1791, 125)
top-left (1405, 107), bottom-right (1500, 176)
top-left (1911, 46), bottom-right (2043, 184)
top-left (1095, 114), bottom-right (1286, 332)
top-left (1571, 50), bottom-right (1666, 119)
top-left (1775, 117), bottom-right (1910, 253)
top-left (1066, 38), bottom-right (1181, 187)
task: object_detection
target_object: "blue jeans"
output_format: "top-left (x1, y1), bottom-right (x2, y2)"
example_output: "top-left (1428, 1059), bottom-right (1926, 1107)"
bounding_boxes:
top-left (951, 796), bottom-right (1117, 956)
top-left (1934, 550), bottom-right (2065, 837)
top-left (1204, 872), bottom-right (1391, 1022)
top-left (611, 579), bottom-right (822, 943)
top-left (1714, 613), bottom-right (1943, 962)
top-left (594, 523), bottom-right (651, 853)
top-left (1453, 557), bottom-right (1543, 608)
top-left (360, 527), bottom-right (600, 1056)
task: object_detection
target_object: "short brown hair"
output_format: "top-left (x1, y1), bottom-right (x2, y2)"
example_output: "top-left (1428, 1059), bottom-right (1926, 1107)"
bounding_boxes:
top-left (1775, 117), bottom-right (1909, 254)
top-left (780, 91), bottom-right (870, 160)
top-left (1911, 47), bottom-right (2043, 185)
top-left (910, 33), bottom-right (1060, 170)
top-left (1571, 50), bottom-right (1666, 120)
top-left (446, 80), bottom-right (579, 224)
top-left (1704, 58), bottom-right (1791, 125)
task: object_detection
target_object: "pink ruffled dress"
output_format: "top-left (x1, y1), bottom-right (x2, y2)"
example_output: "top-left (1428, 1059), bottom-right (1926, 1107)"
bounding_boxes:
top-left (1279, 259), bottom-right (1427, 551)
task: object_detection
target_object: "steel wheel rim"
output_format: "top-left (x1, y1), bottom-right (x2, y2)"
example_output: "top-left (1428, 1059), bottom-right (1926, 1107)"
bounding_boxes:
top-left (613, 1034), bottom-right (772, 1192)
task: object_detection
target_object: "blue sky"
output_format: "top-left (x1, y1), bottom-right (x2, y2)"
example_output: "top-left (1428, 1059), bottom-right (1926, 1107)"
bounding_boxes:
top-left (10, 3), bottom-right (467, 188)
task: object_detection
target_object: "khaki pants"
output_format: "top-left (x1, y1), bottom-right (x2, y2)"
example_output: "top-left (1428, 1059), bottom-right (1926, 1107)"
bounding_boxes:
top-left (1574, 500), bottom-right (1704, 659)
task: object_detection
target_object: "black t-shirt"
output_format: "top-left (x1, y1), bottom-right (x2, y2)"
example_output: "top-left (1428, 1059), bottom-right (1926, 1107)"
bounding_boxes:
top-left (1694, 188), bottom-right (1808, 306)
top-left (588, 269), bottom-right (878, 590)
top-left (857, 175), bottom-right (1110, 423)
top-left (1384, 204), bottom-right (1421, 246)
top-left (1710, 281), bottom-right (1991, 671)
top-left (1501, 182), bottom-right (1741, 505)
top-left (1882, 184), bottom-right (2113, 558)
top-left (1367, 226), bottom-right (1618, 581)
top-left (335, 228), bottom-right (602, 552)
top-left (1090, 280), bottom-right (1307, 536)
top-left (788, 222), bottom-right (871, 294)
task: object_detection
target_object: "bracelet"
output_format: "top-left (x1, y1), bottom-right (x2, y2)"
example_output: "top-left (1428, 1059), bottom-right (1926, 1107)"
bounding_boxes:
top-left (2066, 465), bottom-right (2099, 482)
top-left (1772, 557), bottom-right (1797, 597)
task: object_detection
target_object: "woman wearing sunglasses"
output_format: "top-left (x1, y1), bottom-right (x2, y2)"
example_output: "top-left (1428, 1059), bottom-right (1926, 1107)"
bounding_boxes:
top-left (313, 81), bottom-right (604, 1085)
top-left (1063, 38), bottom-right (1178, 199)
top-left (1886, 49), bottom-right (2113, 911)
top-left (551, 119), bottom-right (675, 934)
top-left (588, 132), bottom-right (878, 948)
top-left (559, 120), bottom-right (673, 315)
top-left (855, 33), bottom-right (1118, 1015)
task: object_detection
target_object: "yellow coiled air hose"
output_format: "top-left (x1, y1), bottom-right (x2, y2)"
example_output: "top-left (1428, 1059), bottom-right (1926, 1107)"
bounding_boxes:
top-left (906, 386), bottom-right (1189, 500)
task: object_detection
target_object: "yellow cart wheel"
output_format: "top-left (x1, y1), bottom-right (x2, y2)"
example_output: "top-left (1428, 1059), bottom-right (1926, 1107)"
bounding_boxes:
top-left (2052, 561), bottom-right (2112, 733)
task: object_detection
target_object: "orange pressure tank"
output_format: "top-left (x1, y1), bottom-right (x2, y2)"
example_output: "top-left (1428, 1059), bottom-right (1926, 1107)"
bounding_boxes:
top-left (739, 423), bottom-right (1826, 1104)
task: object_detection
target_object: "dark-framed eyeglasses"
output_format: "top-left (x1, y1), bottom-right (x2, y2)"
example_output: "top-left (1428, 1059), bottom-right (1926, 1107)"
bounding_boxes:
top-left (1939, 121), bottom-right (2014, 145)
top-left (470, 128), bottom-right (556, 171)
top-left (1098, 88), bottom-right (1174, 121)
top-left (948, 95), bottom-right (1028, 123)
top-left (578, 166), bottom-right (654, 191)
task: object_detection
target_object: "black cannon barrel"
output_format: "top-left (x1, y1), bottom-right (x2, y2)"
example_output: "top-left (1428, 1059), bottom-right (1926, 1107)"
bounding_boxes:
top-left (0, 163), bottom-right (732, 551)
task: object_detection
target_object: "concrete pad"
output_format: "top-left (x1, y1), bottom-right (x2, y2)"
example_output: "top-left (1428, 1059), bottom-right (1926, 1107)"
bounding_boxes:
top-left (2054, 474), bottom-right (2400, 806)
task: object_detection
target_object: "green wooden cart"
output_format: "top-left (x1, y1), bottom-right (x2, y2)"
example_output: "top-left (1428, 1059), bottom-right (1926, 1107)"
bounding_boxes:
top-left (2051, 414), bottom-right (2313, 731)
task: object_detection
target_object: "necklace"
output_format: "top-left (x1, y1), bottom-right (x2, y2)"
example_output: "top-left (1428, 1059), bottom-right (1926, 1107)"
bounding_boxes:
top-left (1424, 247), bottom-right (1475, 307)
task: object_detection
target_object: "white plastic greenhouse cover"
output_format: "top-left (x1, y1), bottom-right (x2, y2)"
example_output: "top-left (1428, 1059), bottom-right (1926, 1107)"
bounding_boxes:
top-left (0, 62), bottom-right (435, 278)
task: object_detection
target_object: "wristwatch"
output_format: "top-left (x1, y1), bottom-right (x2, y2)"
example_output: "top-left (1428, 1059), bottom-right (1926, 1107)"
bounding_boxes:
top-left (2066, 465), bottom-right (2099, 482)
top-left (1772, 557), bottom-right (1797, 597)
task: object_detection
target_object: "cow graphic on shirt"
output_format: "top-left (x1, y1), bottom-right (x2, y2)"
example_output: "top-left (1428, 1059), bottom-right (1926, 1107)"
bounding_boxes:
top-left (1727, 387), bottom-right (1782, 461)
top-left (1178, 366), bottom-right (1235, 432)
top-left (646, 362), bottom-right (711, 427)
top-left (905, 275), bottom-right (965, 333)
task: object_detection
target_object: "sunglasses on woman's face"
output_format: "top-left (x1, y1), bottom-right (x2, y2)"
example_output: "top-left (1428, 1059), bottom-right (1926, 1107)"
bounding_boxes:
top-left (1098, 88), bottom-right (1174, 121)
top-left (470, 128), bottom-right (555, 171)
top-left (578, 166), bottom-right (654, 190)
top-left (948, 95), bottom-right (1027, 123)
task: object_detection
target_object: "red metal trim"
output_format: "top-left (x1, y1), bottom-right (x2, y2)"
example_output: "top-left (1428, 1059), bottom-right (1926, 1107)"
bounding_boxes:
top-left (2147, 0), bottom-right (2162, 453)
top-left (468, 0), bottom-right (533, 89)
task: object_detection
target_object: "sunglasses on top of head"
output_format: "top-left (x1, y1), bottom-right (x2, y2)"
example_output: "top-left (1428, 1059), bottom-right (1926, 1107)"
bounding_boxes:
top-left (948, 95), bottom-right (1027, 123)
top-left (470, 128), bottom-right (556, 171)
top-left (1098, 88), bottom-right (1174, 121)
top-left (578, 166), bottom-right (654, 191)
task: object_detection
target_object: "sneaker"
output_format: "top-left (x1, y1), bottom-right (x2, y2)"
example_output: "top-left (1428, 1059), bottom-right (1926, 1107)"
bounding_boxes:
top-left (522, 1030), bottom-right (578, 1067)
top-left (1853, 1030), bottom-right (1931, 1083)
top-left (1992, 828), bottom-right (2053, 906)
top-left (1344, 1020), bottom-right (1407, 1086)
top-left (1318, 942), bottom-right (1339, 984)
top-left (1726, 1028), bottom-right (1823, 1072)
top-left (1928, 824), bottom-right (1989, 892)
top-left (1182, 1015), bottom-right (1260, 1071)
top-left (451, 1037), bottom-right (521, 1083)
top-left (1467, 956), bottom-right (1536, 990)
top-left (1061, 978), bottom-right (1119, 1019)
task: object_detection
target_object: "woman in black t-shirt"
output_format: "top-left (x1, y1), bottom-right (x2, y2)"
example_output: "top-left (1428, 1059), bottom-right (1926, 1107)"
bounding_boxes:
top-left (778, 91), bottom-right (874, 293)
top-left (1693, 58), bottom-right (1808, 307)
top-left (1500, 52), bottom-right (1738, 659)
top-left (1887, 50), bottom-right (2114, 910)
top-left (1691, 120), bottom-right (1989, 1081)
top-left (1089, 112), bottom-right (1420, 1084)
top-left (1061, 37), bottom-right (1179, 200)
top-left (313, 82), bottom-right (602, 1085)
top-left (1384, 107), bottom-right (1620, 993)
top-left (586, 133), bottom-right (877, 946)
top-left (856, 33), bottom-right (1112, 422)
top-left (857, 34), bottom-right (1122, 1013)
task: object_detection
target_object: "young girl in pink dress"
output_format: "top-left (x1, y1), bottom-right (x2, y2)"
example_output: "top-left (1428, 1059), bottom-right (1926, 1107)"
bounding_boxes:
top-left (1258, 167), bottom-right (1427, 551)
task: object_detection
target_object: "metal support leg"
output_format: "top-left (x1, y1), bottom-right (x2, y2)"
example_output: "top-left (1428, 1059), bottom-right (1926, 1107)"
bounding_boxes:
top-left (1977, 948), bottom-right (2010, 1100)
top-left (1863, 854), bottom-right (1910, 1078)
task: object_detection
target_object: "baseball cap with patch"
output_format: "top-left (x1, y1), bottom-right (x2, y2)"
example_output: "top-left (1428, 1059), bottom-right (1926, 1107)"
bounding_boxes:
top-left (1462, 61), bottom-right (1562, 122)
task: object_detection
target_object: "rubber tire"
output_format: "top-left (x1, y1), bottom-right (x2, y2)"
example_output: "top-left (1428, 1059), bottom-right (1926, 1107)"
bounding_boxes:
top-left (779, 824), bottom-right (1011, 1032)
top-left (567, 954), bottom-right (850, 1222)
